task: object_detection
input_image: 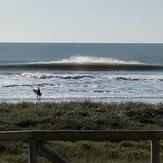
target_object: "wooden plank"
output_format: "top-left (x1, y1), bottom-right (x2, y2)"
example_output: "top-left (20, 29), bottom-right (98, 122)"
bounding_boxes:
top-left (28, 138), bottom-right (38, 163)
top-left (0, 130), bottom-right (162, 141)
top-left (38, 142), bottom-right (66, 163)
top-left (30, 130), bottom-right (161, 141)
top-left (0, 131), bottom-right (32, 141)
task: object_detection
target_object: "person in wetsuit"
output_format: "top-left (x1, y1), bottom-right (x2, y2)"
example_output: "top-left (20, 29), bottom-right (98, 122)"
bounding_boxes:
top-left (37, 87), bottom-right (42, 100)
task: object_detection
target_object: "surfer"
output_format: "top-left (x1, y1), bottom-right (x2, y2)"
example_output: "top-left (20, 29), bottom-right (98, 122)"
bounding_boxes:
top-left (37, 87), bottom-right (42, 100)
top-left (33, 87), bottom-right (42, 100)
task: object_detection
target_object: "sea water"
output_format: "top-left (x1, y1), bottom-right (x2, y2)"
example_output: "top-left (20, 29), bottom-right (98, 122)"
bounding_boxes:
top-left (0, 43), bottom-right (163, 103)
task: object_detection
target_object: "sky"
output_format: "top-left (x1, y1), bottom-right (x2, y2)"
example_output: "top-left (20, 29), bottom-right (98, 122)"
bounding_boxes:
top-left (0, 0), bottom-right (163, 43)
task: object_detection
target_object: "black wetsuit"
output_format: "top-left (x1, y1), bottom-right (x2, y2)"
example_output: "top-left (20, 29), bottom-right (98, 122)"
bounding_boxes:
top-left (38, 88), bottom-right (41, 96)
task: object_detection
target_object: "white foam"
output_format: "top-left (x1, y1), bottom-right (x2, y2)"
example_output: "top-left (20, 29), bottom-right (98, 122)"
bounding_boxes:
top-left (21, 73), bottom-right (54, 79)
top-left (21, 72), bottom-right (94, 79)
top-left (111, 75), bottom-right (163, 81)
top-left (29, 56), bottom-right (145, 65)
top-left (0, 71), bottom-right (163, 101)
top-left (58, 56), bottom-right (143, 64)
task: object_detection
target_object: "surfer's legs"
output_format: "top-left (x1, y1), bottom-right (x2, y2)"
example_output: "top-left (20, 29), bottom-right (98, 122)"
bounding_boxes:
top-left (37, 95), bottom-right (41, 100)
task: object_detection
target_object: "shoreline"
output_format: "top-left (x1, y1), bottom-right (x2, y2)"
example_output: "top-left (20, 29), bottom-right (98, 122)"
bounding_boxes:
top-left (0, 97), bottom-right (163, 104)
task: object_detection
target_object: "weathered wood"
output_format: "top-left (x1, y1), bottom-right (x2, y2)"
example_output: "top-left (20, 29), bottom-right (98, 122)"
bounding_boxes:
top-left (28, 138), bottom-right (38, 163)
top-left (151, 138), bottom-right (160, 163)
top-left (0, 130), bottom-right (162, 141)
top-left (38, 142), bottom-right (66, 163)
top-left (0, 131), bottom-right (32, 141)
top-left (32, 130), bottom-right (160, 141)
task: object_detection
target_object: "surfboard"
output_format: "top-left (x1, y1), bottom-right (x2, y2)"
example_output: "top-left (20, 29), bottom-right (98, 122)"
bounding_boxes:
top-left (33, 89), bottom-right (42, 96)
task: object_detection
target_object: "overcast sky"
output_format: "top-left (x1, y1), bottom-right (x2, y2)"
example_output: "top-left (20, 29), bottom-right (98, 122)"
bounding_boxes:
top-left (0, 0), bottom-right (163, 43)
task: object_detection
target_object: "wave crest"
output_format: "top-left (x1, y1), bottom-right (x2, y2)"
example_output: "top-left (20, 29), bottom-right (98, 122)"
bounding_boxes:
top-left (54, 56), bottom-right (144, 64)
top-left (0, 56), bottom-right (162, 71)
top-left (21, 73), bottom-right (94, 79)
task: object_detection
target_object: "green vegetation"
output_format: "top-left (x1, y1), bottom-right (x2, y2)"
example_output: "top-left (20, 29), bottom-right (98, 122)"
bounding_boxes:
top-left (0, 101), bottom-right (163, 162)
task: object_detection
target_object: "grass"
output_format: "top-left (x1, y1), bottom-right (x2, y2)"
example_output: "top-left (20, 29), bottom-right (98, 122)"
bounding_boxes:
top-left (0, 101), bottom-right (163, 162)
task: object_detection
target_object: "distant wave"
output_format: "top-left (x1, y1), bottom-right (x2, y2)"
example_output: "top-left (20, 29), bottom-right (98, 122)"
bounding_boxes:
top-left (21, 73), bottom-right (94, 79)
top-left (2, 83), bottom-right (56, 88)
top-left (114, 75), bottom-right (163, 81)
top-left (0, 56), bottom-right (162, 71)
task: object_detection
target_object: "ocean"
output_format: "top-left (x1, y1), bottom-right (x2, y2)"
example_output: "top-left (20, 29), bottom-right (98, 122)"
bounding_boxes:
top-left (0, 43), bottom-right (163, 103)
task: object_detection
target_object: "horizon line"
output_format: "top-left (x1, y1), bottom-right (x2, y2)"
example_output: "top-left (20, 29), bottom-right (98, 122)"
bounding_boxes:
top-left (0, 41), bottom-right (163, 44)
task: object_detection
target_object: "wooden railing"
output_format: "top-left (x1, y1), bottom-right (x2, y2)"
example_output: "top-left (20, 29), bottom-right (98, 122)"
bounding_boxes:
top-left (0, 130), bottom-right (162, 163)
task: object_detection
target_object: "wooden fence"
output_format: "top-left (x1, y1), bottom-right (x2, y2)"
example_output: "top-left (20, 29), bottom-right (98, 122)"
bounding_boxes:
top-left (0, 130), bottom-right (162, 163)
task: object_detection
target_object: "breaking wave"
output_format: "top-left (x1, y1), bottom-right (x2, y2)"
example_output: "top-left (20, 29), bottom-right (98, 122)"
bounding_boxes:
top-left (2, 83), bottom-right (56, 88)
top-left (20, 73), bottom-right (163, 81)
top-left (54, 56), bottom-right (143, 64)
top-left (21, 73), bottom-right (94, 79)
top-left (0, 56), bottom-right (162, 71)
top-left (114, 75), bottom-right (163, 81)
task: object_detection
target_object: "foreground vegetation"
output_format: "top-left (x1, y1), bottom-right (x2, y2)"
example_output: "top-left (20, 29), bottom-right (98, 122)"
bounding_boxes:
top-left (0, 101), bottom-right (163, 162)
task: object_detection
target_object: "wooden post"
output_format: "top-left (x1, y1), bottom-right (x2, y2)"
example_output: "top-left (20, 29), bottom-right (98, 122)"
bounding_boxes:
top-left (151, 138), bottom-right (160, 163)
top-left (28, 138), bottom-right (38, 163)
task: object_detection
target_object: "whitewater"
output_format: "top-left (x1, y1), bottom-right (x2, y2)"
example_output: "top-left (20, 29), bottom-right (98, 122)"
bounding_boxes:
top-left (0, 43), bottom-right (163, 103)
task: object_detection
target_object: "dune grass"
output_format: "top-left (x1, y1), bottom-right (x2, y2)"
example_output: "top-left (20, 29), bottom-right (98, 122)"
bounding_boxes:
top-left (0, 101), bottom-right (163, 162)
